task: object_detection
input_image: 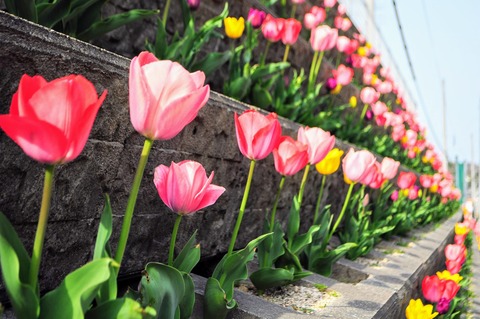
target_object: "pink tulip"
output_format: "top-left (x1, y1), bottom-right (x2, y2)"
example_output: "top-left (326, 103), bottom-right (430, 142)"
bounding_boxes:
top-left (310, 25), bottom-right (338, 52)
top-left (454, 234), bottom-right (466, 245)
top-left (380, 157), bottom-right (400, 180)
top-left (420, 175), bottom-right (434, 188)
top-left (445, 244), bottom-right (466, 265)
top-left (376, 80), bottom-right (393, 94)
top-left (129, 52), bottom-right (209, 140)
top-left (391, 190), bottom-right (399, 201)
top-left (446, 260), bottom-right (463, 274)
top-left (297, 126), bottom-right (336, 165)
top-left (397, 171), bottom-right (417, 189)
top-left (334, 16), bottom-right (352, 31)
top-left (0, 74), bottom-right (106, 164)
top-left (360, 87), bottom-right (380, 104)
top-left (154, 160), bottom-right (225, 215)
top-left (337, 4), bottom-right (347, 15)
top-left (391, 124), bottom-right (405, 142)
top-left (262, 14), bottom-right (284, 42)
top-left (282, 18), bottom-right (302, 45)
top-left (375, 114), bottom-right (386, 127)
top-left (366, 162), bottom-right (385, 188)
top-left (273, 136), bottom-right (309, 176)
top-left (291, 0), bottom-right (305, 3)
top-left (324, 0), bottom-right (337, 8)
top-left (235, 110), bottom-right (282, 160)
top-left (342, 148), bottom-right (376, 183)
top-left (332, 64), bottom-right (354, 86)
top-left (247, 8), bottom-right (266, 29)
top-left (336, 36), bottom-right (350, 53)
top-left (408, 188), bottom-right (418, 200)
top-left (371, 101), bottom-right (388, 116)
top-left (187, 0), bottom-right (201, 10)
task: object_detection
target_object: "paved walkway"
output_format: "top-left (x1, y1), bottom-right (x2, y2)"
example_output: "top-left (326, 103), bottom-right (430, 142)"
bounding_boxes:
top-left (471, 237), bottom-right (480, 318)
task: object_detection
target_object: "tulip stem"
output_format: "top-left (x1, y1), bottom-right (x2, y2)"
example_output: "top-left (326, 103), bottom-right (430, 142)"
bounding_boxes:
top-left (29, 164), bottom-right (55, 289)
top-left (260, 42), bottom-right (271, 66)
top-left (290, 4), bottom-right (297, 18)
top-left (328, 182), bottom-right (355, 241)
top-left (269, 176), bottom-right (286, 233)
top-left (283, 45), bottom-right (290, 63)
top-left (162, 0), bottom-right (172, 27)
top-left (168, 214), bottom-right (183, 266)
top-left (360, 103), bottom-right (369, 121)
top-left (228, 160), bottom-right (256, 256)
top-left (308, 51), bottom-right (319, 94)
top-left (313, 175), bottom-right (327, 225)
top-left (313, 50), bottom-right (325, 88)
top-left (115, 138), bottom-right (153, 267)
top-left (297, 164), bottom-right (310, 207)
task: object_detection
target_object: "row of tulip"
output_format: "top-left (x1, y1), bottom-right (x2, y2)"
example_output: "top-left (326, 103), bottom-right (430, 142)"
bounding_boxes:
top-left (0, 48), bottom-right (461, 318)
top-left (405, 203), bottom-right (478, 318)
top-left (202, 0), bottom-right (445, 177)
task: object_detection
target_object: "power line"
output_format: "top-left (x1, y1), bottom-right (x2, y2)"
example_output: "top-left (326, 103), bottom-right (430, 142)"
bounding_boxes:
top-left (391, 0), bottom-right (445, 155)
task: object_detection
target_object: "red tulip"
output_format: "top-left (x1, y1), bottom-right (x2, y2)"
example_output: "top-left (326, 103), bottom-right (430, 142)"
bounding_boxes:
top-left (129, 51), bottom-right (210, 140)
top-left (0, 74), bottom-right (106, 164)
top-left (397, 171), bottom-right (417, 189)
top-left (154, 160), bottom-right (225, 215)
top-left (422, 275), bottom-right (459, 303)
top-left (262, 14), bottom-right (284, 42)
top-left (297, 126), bottom-right (335, 165)
top-left (324, 0), bottom-right (337, 8)
top-left (273, 136), bottom-right (309, 176)
top-left (310, 25), bottom-right (338, 52)
top-left (235, 110), bottom-right (282, 160)
top-left (342, 148), bottom-right (376, 183)
top-left (446, 260), bottom-right (463, 274)
top-left (282, 18), bottom-right (302, 45)
top-left (454, 234), bottom-right (466, 245)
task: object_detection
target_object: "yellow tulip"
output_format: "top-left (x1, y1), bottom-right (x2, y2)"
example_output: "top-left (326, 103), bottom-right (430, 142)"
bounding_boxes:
top-left (429, 184), bottom-right (438, 193)
top-left (331, 84), bottom-right (342, 95)
top-left (405, 299), bottom-right (438, 319)
top-left (370, 74), bottom-right (378, 85)
top-left (454, 223), bottom-right (469, 236)
top-left (357, 46), bottom-right (367, 56)
top-left (402, 189), bottom-right (409, 197)
top-left (349, 96), bottom-right (357, 108)
top-left (224, 17), bottom-right (245, 39)
top-left (316, 148), bottom-right (344, 175)
top-left (436, 270), bottom-right (462, 284)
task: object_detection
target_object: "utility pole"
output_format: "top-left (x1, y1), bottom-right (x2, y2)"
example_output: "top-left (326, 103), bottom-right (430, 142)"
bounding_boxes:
top-left (442, 79), bottom-right (447, 161)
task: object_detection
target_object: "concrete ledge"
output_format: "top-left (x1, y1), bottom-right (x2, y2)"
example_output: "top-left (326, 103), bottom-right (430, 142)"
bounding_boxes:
top-left (189, 211), bottom-right (460, 319)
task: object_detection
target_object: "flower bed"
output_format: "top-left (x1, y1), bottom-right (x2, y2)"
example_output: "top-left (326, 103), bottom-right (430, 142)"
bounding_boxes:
top-left (0, 0), bottom-right (464, 318)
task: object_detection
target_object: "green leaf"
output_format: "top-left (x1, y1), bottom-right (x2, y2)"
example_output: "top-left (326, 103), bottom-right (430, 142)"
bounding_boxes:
top-left (250, 268), bottom-right (294, 290)
top-left (0, 212), bottom-right (39, 319)
top-left (178, 272), bottom-right (195, 319)
top-left (77, 9), bottom-right (160, 41)
top-left (85, 297), bottom-right (157, 319)
top-left (212, 233), bottom-right (271, 300)
top-left (37, 0), bottom-right (72, 28)
top-left (72, 0), bottom-right (105, 35)
top-left (40, 258), bottom-right (117, 318)
top-left (190, 51), bottom-right (232, 77)
top-left (290, 225), bottom-right (320, 256)
top-left (203, 277), bottom-right (236, 319)
top-left (307, 243), bottom-right (357, 276)
top-left (257, 220), bottom-right (285, 268)
top-left (250, 62), bottom-right (290, 82)
top-left (225, 76), bottom-right (251, 101)
top-left (173, 231), bottom-right (200, 274)
top-left (251, 84), bottom-right (273, 109)
top-left (138, 263), bottom-right (185, 319)
top-left (6, 0), bottom-right (37, 22)
top-left (286, 195), bottom-right (301, 245)
top-left (93, 195), bottom-right (117, 304)
top-left (274, 243), bottom-right (303, 273)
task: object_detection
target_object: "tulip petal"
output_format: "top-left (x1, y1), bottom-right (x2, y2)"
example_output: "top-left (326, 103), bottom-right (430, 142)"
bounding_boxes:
top-left (149, 85), bottom-right (210, 140)
top-left (129, 55), bottom-right (153, 135)
top-left (196, 184), bottom-right (226, 212)
top-left (0, 115), bottom-right (67, 164)
top-left (13, 74), bottom-right (47, 117)
top-left (154, 164), bottom-right (171, 210)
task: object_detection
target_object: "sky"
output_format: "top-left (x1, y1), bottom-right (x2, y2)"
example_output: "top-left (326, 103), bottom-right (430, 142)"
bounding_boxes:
top-left (340, 0), bottom-right (480, 165)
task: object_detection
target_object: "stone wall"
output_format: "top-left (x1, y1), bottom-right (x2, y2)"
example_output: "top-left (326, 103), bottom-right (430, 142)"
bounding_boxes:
top-left (0, 10), bottom-right (353, 296)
